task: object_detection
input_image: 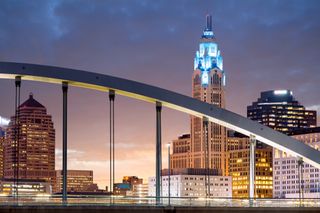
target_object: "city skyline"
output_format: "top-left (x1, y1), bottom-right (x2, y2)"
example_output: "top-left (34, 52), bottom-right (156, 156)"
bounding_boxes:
top-left (0, 0), bottom-right (320, 188)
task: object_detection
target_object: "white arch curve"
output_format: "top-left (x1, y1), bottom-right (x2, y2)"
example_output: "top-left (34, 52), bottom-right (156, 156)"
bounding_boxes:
top-left (0, 61), bottom-right (319, 168)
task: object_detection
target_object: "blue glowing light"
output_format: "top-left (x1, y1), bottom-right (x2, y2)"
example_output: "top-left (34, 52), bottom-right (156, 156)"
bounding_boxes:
top-left (216, 50), bottom-right (223, 70)
top-left (194, 16), bottom-right (225, 87)
top-left (194, 42), bottom-right (224, 86)
top-left (203, 31), bottom-right (214, 37)
top-left (199, 43), bottom-right (217, 58)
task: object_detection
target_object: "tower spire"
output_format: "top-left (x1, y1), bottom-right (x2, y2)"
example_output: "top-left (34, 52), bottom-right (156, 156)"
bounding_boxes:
top-left (206, 14), bottom-right (212, 31)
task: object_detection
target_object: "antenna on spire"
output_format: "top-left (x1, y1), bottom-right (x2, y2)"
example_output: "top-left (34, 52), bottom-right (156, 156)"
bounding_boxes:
top-left (206, 14), bottom-right (212, 31)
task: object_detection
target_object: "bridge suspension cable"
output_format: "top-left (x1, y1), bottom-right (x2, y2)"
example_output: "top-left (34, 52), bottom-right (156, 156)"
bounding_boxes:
top-left (156, 101), bottom-right (162, 204)
top-left (62, 82), bottom-right (68, 202)
top-left (109, 90), bottom-right (115, 194)
top-left (14, 76), bottom-right (21, 199)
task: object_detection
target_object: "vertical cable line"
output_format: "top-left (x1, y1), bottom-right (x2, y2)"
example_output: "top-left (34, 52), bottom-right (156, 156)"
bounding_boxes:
top-left (155, 102), bottom-right (162, 204)
top-left (203, 118), bottom-right (209, 198)
top-left (301, 159), bottom-right (304, 200)
top-left (109, 90), bottom-right (115, 195)
top-left (109, 97), bottom-right (112, 193)
top-left (203, 119), bottom-right (207, 197)
top-left (14, 82), bottom-right (17, 197)
top-left (112, 95), bottom-right (115, 194)
top-left (17, 80), bottom-right (20, 198)
top-left (207, 122), bottom-right (210, 198)
top-left (297, 157), bottom-right (304, 206)
top-left (14, 82), bottom-right (17, 198)
top-left (14, 76), bottom-right (21, 199)
top-left (62, 82), bottom-right (68, 202)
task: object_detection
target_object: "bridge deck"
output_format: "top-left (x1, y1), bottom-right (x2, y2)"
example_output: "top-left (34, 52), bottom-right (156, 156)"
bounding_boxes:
top-left (1, 206), bottom-right (320, 213)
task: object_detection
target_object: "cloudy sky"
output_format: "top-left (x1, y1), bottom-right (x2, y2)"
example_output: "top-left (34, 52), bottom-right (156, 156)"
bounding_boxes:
top-left (0, 0), bottom-right (319, 188)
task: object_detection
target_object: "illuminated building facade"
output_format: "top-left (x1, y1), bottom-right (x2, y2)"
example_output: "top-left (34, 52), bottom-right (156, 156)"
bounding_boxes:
top-left (122, 176), bottom-right (143, 187)
top-left (0, 179), bottom-right (51, 196)
top-left (126, 183), bottom-right (149, 197)
top-left (0, 127), bottom-right (5, 178)
top-left (191, 14), bottom-right (227, 175)
top-left (3, 94), bottom-right (55, 186)
top-left (54, 170), bottom-right (98, 193)
top-left (0, 117), bottom-right (9, 179)
top-left (113, 183), bottom-right (131, 196)
top-left (247, 90), bottom-right (317, 134)
top-left (228, 90), bottom-right (316, 198)
top-left (113, 176), bottom-right (144, 196)
top-left (170, 134), bottom-right (191, 169)
top-left (273, 128), bottom-right (320, 198)
top-left (148, 169), bottom-right (231, 197)
top-left (227, 133), bottom-right (273, 198)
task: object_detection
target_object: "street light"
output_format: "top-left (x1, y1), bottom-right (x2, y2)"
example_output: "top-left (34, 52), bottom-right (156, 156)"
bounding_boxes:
top-left (167, 143), bottom-right (171, 206)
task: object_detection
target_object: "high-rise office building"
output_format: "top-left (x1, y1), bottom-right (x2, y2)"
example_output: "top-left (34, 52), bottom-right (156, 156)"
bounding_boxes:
top-left (239, 90), bottom-right (317, 198)
top-left (3, 94), bottom-right (55, 186)
top-left (170, 14), bottom-right (227, 176)
top-left (191, 14), bottom-right (227, 174)
top-left (247, 90), bottom-right (317, 134)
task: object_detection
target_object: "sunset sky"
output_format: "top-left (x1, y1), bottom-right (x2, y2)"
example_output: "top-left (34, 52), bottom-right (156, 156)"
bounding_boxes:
top-left (0, 0), bottom-right (320, 188)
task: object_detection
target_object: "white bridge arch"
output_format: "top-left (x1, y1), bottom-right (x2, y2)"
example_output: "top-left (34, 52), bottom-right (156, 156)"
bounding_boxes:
top-left (0, 61), bottom-right (319, 169)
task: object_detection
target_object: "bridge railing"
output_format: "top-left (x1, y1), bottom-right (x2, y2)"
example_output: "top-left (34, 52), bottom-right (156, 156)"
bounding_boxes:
top-left (0, 195), bottom-right (319, 207)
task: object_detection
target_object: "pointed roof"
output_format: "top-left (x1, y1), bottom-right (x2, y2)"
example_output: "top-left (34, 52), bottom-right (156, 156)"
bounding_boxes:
top-left (19, 93), bottom-right (45, 108)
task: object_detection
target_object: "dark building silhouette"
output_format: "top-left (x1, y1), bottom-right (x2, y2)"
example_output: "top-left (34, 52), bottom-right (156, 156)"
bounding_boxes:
top-left (247, 90), bottom-right (317, 134)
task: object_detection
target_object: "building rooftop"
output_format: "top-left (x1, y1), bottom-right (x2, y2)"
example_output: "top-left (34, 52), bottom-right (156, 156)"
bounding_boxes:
top-left (178, 134), bottom-right (191, 139)
top-left (258, 90), bottom-right (295, 103)
top-left (19, 93), bottom-right (45, 108)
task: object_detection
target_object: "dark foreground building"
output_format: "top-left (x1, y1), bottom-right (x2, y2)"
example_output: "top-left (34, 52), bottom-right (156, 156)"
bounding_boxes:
top-left (247, 90), bottom-right (317, 134)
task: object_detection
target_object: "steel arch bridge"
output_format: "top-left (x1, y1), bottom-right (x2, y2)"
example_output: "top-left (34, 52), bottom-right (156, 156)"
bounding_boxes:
top-left (0, 62), bottom-right (319, 168)
top-left (0, 61), bottom-right (319, 201)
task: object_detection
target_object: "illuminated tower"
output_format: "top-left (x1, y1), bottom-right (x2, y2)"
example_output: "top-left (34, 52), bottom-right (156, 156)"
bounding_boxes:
top-left (3, 93), bottom-right (55, 185)
top-left (191, 15), bottom-right (227, 174)
top-left (0, 116), bottom-right (9, 178)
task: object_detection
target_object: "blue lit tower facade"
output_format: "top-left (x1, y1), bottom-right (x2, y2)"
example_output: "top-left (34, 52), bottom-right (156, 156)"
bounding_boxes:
top-left (191, 15), bottom-right (227, 175)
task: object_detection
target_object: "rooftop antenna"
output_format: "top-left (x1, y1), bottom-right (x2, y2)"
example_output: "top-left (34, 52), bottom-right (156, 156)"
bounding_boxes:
top-left (206, 14), bottom-right (212, 31)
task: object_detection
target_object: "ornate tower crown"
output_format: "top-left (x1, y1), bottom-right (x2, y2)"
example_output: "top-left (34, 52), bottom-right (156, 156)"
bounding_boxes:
top-left (194, 14), bottom-right (224, 86)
